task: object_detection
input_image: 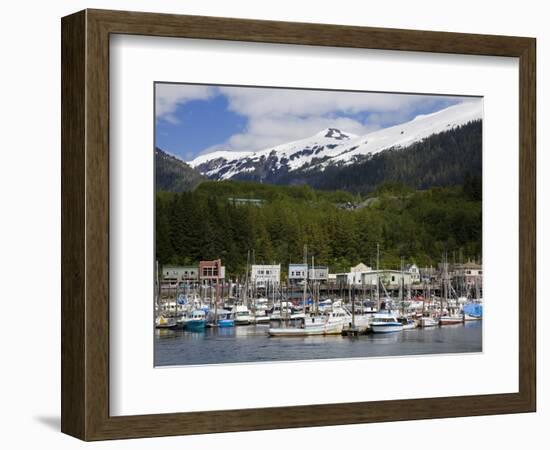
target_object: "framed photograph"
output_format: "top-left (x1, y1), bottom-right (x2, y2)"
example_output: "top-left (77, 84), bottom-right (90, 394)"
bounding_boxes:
top-left (61, 9), bottom-right (536, 440)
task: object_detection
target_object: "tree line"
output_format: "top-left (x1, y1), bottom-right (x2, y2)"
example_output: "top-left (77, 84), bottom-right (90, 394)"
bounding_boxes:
top-left (156, 178), bottom-right (482, 278)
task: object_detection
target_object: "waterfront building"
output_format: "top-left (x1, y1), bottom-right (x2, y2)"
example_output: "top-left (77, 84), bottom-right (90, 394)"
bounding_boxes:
top-left (251, 264), bottom-right (281, 289)
top-left (162, 265), bottom-right (199, 282)
top-left (199, 259), bottom-right (225, 282)
top-left (361, 270), bottom-right (413, 289)
top-left (288, 263), bottom-right (308, 285)
top-left (334, 262), bottom-right (372, 286)
top-left (405, 263), bottom-right (421, 284)
top-left (419, 266), bottom-right (437, 283)
top-left (308, 266), bottom-right (329, 282)
top-left (451, 261), bottom-right (483, 291)
top-left (161, 265), bottom-right (199, 289)
top-left (349, 262), bottom-right (372, 285)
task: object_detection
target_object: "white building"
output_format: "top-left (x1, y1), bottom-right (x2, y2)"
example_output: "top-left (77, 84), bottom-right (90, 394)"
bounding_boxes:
top-left (289, 263), bottom-right (307, 279)
top-left (308, 266), bottom-right (329, 281)
top-left (406, 263), bottom-right (421, 284)
top-left (335, 262), bottom-right (373, 286)
top-left (361, 270), bottom-right (413, 288)
top-left (288, 263), bottom-right (308, 283)
top-left (349, 262), bottom-right (372, 285)
top-left (451, 261), bottom-right (482, 288)
top-left (251, 264), bottom-right (281, 288)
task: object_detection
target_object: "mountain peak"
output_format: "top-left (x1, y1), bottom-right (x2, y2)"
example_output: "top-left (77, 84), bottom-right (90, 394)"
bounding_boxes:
top-left (316, 128), bottom-right (353, 140)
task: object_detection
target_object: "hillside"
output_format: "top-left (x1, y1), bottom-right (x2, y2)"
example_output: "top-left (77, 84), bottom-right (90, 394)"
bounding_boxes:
top-left (279, 120), bottom-right (482, 194)
top-left (155, 148), bottom-right (204, 192)
top-left (156, 180), bottom-right (482, 276)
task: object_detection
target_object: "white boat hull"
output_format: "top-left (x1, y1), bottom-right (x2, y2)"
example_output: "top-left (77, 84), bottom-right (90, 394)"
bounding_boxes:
top-left (269, 321), bottom-right (344, 337)
top-left (252, 315), bottom-right (270, 324)
top-left (439, 316), bottom-right (464, 325)
top-left (420, 317), bottom-right (438, 328)
top-left (371, 324), bottom-right (404, 333)
top-left (234, 316), bottom-right (252, 325)
top-left (463, 314), bottom-right (482, 321)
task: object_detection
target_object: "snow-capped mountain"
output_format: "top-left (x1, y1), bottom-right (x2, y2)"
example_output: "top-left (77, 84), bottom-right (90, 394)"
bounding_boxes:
top-left (188, 101), bottom-right (482, 181)
top-left (189, 128), bottom-right (358, 180)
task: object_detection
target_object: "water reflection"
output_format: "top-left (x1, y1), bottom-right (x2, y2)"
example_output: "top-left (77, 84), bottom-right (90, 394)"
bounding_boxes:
top-left (154, 321), bottom-right (482, 366)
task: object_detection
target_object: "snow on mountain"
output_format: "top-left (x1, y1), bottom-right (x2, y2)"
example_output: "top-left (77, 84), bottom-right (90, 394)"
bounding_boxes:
top-left (320, 101), bottom-right (482, 167)
top-left (188, 127), bottom-right (357, 180)
top-left (189, 149), bottom-right (254, 167)
top-left (188, 101), bottom-right (482, 180)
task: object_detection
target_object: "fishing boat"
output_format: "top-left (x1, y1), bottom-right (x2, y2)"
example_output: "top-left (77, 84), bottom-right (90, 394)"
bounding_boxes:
top-left (232, 304), bottom-right (252, 325)
top-left (269, 302), bottom-right (293, 321)
top-left (252, 309), bottom-right (270, 324)
top-left (464, 313), bottom-right (482, 322)
top-left (400, 317), bottom-right (418, 330)
top-left (463, 302), bottom-right (483, 321)
top-left (155, 315), bottom-right (177, 329)
top-left (185, 309), bottom-right (206, 331)
top-left (207, 309), bottom-right (235, 328)
top-left (251, 298), bottom-right (270, 324)
top-left (371, 312), bottom-right (404, 333)
top-left (439, 314), bottom-right (464, 325)
top-left (420, 316), bottom-right (438, 328)
top-left (347, 313), bottom-right (371, 333)
top-left (268, 307), bottom-right (350, 337)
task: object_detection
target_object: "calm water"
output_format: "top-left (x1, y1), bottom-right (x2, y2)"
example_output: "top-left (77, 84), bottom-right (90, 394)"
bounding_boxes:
top-left (154, 321), bottom-right (482, 366)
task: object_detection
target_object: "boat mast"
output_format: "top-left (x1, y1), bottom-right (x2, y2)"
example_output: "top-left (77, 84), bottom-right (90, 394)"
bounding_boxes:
top-left (244, 249), bottom-right (250, 307)
top-left (361, 274), bottom-right (365, 315)
top-left (400, 256), bottom-right (404, 316)
top-left (312, 255), bottom-right (317, 315)
top-left (303, 244), bottom-right (308, 313)
top-left (155, 260), bottom-right (160, 319)
top-left (214, 263), bottom-right (219, 326)
top-left (376, 243), bottom-right (380, 311)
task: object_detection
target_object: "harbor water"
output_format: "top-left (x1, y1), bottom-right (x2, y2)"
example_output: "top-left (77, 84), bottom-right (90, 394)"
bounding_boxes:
top-left (154, 321), bottom-right (482, 366)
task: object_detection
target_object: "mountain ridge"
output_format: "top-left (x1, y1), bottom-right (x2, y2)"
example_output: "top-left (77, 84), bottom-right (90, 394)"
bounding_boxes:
top-left (188, 101), bottom-right (482, 181)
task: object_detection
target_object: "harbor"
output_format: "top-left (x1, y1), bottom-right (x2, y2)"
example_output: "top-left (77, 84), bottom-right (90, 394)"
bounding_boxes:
top-left (154, 247), bottom-right (483, 366)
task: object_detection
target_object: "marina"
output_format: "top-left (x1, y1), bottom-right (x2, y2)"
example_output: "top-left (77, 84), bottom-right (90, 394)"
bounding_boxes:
top-left (154, 248), bottom-right (483, 366)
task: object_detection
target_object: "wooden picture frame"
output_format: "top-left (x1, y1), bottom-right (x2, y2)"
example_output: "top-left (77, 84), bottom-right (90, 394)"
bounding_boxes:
top-left (61, 9), bottom-right (536, 441)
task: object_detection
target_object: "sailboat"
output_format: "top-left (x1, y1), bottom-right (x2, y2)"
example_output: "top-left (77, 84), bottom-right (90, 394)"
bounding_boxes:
top-left (269, 247), bottom-right (348, 336)
top-left (439, 254), bottom-right (464, 325)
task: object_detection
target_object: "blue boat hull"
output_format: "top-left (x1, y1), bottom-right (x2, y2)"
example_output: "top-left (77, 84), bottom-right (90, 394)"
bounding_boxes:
top-left (185, 320), bottom-right (206, 331)
top-left (218, 319), bottom-right (235, 328)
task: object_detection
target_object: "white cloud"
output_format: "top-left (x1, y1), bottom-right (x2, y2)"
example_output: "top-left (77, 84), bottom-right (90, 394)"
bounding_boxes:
top-left (157, 83), bottom-right (469, 156)
top-left (155, 84), bottom-right (215, 124)
top-left (219, 86), bottom-right (435, 118)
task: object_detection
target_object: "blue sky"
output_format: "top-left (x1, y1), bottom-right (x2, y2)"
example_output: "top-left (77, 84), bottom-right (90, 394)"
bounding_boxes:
top-left (155, 83), bottom-right (473, 162)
